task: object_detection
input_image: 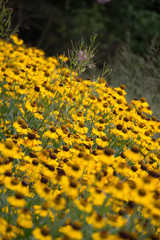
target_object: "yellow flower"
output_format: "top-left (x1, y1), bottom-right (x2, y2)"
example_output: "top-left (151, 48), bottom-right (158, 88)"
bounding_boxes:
top-left (5, 177), bottom-right (21, 191)
top-left (7, 192), bottom-right (26, 208)
top-left (33, 202), bottom-right (54, 221)
top-left (123, 145), bottom-right (142, 162)
top-left (0, 140), bottom-right (23, 159)
top-left (13, 119), bottom-right (30, 135)
top-left (96, 135), bottom-right (109, 148)
top-left (0, 157), bottom-right (13, 174)
top-left (59, 221), bottom-right (82, 240)
top-left (74, 198), bottom-right (92, 213)
top-left (32, 225), bottom-right (52, 240)
top-left (106, 214), bottom-right (127, 228)
top-left (98, 148), bottom-right (115, 165)
top-left (10, 34), bottom-right (23, 45)
top-left (60, 176), bottom-right (79, 199)
top-left (0, 216), bottom-right (19, 239)
top-left (73, 122), bottom-right (88, 135)
top-left (50, 194), bottom-right (66, 211)
top-left (58, 54), bottom-right (68, 62)
top-left (89, 187), bottom-right (106, 206)
top-left (86, 211), bottom-right (106, 229)
top-left (64, 162), bottom-right (83, 179)
top-left (43, 127), bottom-right (58, 139)
top-left (34, 180), bottom-right (53, 201)
top-left (92, 230), bottom-right (109, 240)
top-left (17, 208), bottom-right (33, 229)
top-left (22, 132), bottom-right (42, 151)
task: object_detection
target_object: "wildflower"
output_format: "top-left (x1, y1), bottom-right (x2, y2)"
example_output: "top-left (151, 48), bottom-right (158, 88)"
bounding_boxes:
top-left (37, 149), bottom-right (50, 164)
top-left (59, 221), bottom-right (83, 240)
top-left (10, 34), bottom-right (23, 45)
top-left (0, 216), bottom-right (18, 239)
top-left (34, 180), bottom-right (53, 201)
top-left (118, 230), bottom-right (138, 240)
top-left (17, 208), bottom-right (33, 229)
top-left (33, 202), bottom-right (50, 218)
top-left (86, 211), bottom-right (106, 229)
top-left (59, 54), bottom-right (68, 62)
top-left (13, 119), bottom-right (30, 135)
top-left (60, 176), bottom-right (79, 199)
top-left (74, 122), bottom-right (88, 135)
top-left (96, 135), bottom-right (109, 148)
top-left (89, 187), bottom-right (106, 206)
top-left (92, 125), bottom-right (106, 137)
top-left (43, 127), bottom-right (58, 139)
top-left (33, 202), bottom-right (54, 221)
top-left (74, 198), bottom-right (92, 213)
top-left (64, 162), bottom-right (83, 179)
top-left (0, 140), bottom-right (23, 159)
top-left (20, 177), bottom-right (30, 196)
top-left (23, 132), bottom-right (42, 151)
top-left (98, 147), bottom-right (115, 165)
top-left (7, 192), bottom-right (26, 208)
top-left (32, 225), bottom-right (52, 240)
top-left (5, 177), bottom-right (21, 191)
top-left (92, 230), bottom-right (109, 240)
top-left (106, 213), bottom-right (127, 228)
top-left (123, 145), bottom-right (142, 162)
top-left (0, 157), bottom-right (13, 175)
top-left (77, 51), bottom-right (87, 62)
top-left (50, 194), bottom-right (66, 211)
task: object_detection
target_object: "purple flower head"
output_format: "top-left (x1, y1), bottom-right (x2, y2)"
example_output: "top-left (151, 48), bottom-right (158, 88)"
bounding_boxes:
top-left (97, 0), bottom-right (112, 4)
top-left (77, 51), bottom-right (87, 62)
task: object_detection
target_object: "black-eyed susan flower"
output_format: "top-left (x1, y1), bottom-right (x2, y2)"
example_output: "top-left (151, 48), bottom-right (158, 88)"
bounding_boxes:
top-left (60, 176), bottom-right (79, 199)
top-left (32, 225), bottom-right (52, 240)
top-left (5, 177), bottom-right (21, 191)
top-left (13, 119), bottom-right (30, 135)
top-left (24, 158), bottom-right (42, 181)
top-left (34, 183), bottom-right (53, 201)
top-left (98, 147), bottom-right (115, 165)
top-left (86, 211), bottom-right (106, 229)
top-left (17, 208), bottom-right (33, 229)
top-left (96, 135), bottom-right (109, 148)
top-left (22, 132), bottom-right (42, 151)
top-left (74, 198), bottom-right (92, 213)
top-left (7, 192), bottom-right (26, 208)
top-left (20, 177), bottom-right (30, 196)
top-left (106, 213), bottom-right (127, 228)
top-left (64, 162), bottom-right (83, 179)
top-left (0, 140), bottom-right (23, 159)
top-left (123, 145), bottom-right (142, 162)
top-left (0, 157), bottom-right (13, 174)
top-left (92, 230), bottom-right (109, 240)
top-left (33, 202), bottom-right (54, 221)
top-left (10, 34), bottom-right (23, 45)
top-left (50, 194), bottom-right (66, 211)
top-left (0, 219), bottom-right (19, 239)
top-left (59, 221), bottom-right (82, 240)
top-left (88, 187), bottom-right (106, 206)
top-left (118, 230), bottom-right (138, 240)
top-left (37, 149), bottom-right (50, 164)
top-left (43, 127), bottom-right (58, 139)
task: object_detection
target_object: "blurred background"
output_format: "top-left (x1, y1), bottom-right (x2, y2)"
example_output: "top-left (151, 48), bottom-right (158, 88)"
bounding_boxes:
top-left (4, 0), bottom-right (160, 115)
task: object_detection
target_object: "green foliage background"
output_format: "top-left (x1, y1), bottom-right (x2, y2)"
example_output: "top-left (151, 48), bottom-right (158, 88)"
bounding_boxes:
top-left (8, 0), bottom-right (160, 57)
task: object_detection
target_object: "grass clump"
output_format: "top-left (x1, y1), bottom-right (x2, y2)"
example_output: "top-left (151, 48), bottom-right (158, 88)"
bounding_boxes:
top-left (110, 39), bottom-right (160, 117)
top-left (0, 35), bottom-right (160, 240)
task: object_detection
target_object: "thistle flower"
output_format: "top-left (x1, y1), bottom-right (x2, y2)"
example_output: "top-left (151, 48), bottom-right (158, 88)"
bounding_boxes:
top-left (77, 50), bottom-right (87, 62)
